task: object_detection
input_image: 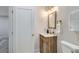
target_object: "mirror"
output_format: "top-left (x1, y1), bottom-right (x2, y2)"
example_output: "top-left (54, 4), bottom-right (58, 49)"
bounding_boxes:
top-left (48, 11), bottom-right (56, 29)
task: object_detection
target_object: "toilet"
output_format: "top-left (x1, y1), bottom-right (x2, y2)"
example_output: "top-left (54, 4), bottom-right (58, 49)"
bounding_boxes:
top-left (61, 40), bottom-right (79, 53)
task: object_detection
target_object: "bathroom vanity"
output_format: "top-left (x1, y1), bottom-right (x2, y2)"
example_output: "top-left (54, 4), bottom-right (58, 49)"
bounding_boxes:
top-left (40, 7), bottom-right (57, 53)
top-left (40, 33), bottom-right (57, 53)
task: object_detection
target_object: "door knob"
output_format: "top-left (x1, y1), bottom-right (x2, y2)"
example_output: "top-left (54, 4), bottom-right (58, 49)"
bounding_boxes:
top-left (32, 34), bottom-right (34, 36)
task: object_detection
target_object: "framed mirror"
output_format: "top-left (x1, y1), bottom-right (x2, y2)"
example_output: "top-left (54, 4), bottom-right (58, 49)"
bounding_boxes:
top-left (48, 11), bottom-right (56, 29)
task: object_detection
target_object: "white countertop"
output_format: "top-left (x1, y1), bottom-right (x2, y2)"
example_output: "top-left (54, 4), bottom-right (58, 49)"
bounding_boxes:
top-left (40, 33), bottom-right (57, 37)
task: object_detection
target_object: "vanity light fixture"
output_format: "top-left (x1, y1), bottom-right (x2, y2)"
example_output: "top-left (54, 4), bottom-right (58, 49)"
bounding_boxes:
top-left (48, 7), bottom-right (58, 14)
top-left (51, 7), bottom-right (58, 12)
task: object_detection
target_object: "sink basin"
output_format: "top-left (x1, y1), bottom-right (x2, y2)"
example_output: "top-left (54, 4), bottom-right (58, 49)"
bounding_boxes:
top-left (40, 33), bottom-right (56, 37)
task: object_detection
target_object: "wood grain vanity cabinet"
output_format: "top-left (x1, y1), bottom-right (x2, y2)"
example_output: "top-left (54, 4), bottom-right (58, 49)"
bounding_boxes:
top-left (40, 34), bottom-right (57, 53)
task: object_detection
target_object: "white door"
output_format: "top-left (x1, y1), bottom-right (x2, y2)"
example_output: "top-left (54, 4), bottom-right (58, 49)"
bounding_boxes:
top-left (12, 7), bottom-right (34, 53)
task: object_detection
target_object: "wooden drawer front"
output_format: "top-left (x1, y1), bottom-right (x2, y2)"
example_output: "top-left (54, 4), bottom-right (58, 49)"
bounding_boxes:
top-left (49, 39), bottom-right (57, 53)
top-left (53, 39), bottom-right (57, 52)
top-left (43, 39), bottom-right (49, 53)
top-left (43, 39), bottom-right (49, 44)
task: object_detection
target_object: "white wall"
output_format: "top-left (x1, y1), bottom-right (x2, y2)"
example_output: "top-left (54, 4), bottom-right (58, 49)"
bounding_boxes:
top-left (0, 6), bottom-right (9, 16)
top-left (57, 6), bottom-right (79, 52)
top-left (34, 7), bottom-right (48, 52)
top-left (0, 17), bottom-right (9, 35)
